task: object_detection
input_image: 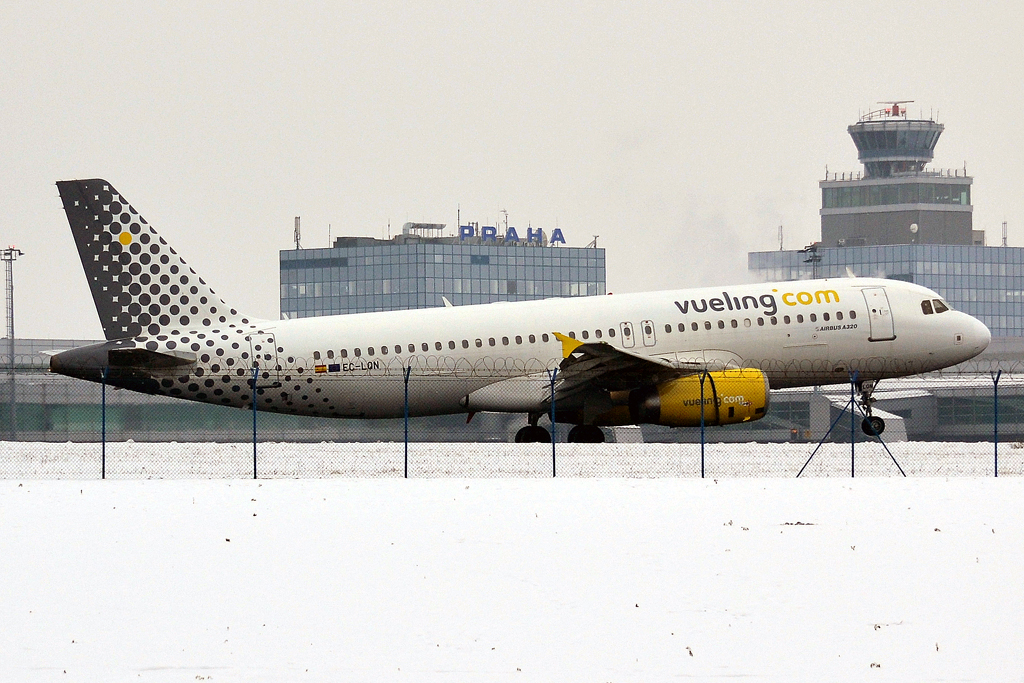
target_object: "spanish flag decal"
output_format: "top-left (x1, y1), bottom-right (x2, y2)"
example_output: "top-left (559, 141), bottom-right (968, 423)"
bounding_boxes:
top-left (315, 364), bottom-right (327, 373)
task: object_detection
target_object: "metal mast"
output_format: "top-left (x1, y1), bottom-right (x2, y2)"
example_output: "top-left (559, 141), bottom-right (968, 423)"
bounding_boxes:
top-left (2, 247), bottom-right (24, 440)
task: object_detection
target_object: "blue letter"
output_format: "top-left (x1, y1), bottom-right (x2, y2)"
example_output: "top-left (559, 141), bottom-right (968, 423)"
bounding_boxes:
top-left (550, 228), bottom-right (566, 245)
top-left (459, 225), bottom-right (475, 241)
top-left (504, 226), bottom-right (520, 242)
top-left (481, 226), bottom-right (497, 241)
top-left (527, 227), bottom-right (543, 243)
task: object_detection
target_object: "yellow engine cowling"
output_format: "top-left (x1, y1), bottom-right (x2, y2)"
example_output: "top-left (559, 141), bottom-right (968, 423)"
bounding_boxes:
top-left (626, 369), bottom-right (770, 427)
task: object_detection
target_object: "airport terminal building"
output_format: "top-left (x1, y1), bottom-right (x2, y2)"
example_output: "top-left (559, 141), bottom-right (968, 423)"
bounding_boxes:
top-left (280, 223), bottom-right (606, 318)
top-left (749, 104), bottom-right (1022, 337)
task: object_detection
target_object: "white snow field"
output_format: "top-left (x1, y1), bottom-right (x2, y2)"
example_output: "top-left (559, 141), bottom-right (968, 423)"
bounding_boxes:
top-left (0, 440), bottom-right (1020, 478)
top-left (2, 444), bottom-right (1024, 681)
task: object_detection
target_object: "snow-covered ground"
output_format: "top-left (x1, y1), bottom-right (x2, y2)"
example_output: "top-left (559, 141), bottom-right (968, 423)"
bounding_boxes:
top-left (2, 476), bottom-right (1023, 681)
top-left (0, 440), bottom-right (1019, 479)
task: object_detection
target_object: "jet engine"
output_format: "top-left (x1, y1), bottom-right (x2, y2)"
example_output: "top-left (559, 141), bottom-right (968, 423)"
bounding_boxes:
top-left (625, 369), bottom-right (770, 427)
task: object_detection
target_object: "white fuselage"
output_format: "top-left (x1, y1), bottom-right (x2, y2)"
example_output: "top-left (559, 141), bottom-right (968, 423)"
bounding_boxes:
top-left (140, 276), bottom-right (985, 419)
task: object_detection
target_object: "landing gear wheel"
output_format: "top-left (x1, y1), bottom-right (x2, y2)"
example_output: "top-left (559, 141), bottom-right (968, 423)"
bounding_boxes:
top-left (515, 425), bottom-right (551, 443)
top-left (567, 425), bottom-right (606, 443)
top-left (861, 415), bottom-right (885, 436)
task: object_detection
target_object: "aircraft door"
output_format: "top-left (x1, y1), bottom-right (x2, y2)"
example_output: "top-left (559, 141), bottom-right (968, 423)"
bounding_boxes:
top-left (640, 319), bottom-right (657, 347)
top-left (619, 322), bottom-right (636, 348)
top-left (862, 288), bottom-right (896, 342)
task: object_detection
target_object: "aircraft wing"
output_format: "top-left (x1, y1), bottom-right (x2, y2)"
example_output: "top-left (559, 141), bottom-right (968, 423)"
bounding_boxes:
top-left (551, 332), bottom-right (696, 401)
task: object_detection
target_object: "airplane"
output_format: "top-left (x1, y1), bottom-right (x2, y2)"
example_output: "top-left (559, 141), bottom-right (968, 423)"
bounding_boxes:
top-left (50, 179), bottom-right (991, 442)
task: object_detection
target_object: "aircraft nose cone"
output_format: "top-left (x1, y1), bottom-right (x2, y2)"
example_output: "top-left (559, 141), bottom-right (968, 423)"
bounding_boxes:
top-left (962, 313), bottom-right (991, 356)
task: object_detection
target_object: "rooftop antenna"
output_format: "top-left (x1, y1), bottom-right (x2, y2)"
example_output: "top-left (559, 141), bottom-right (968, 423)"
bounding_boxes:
top-left (585, 235), bottom-right (599, 249)
top-left (500, 208), bottom-right (509, 233)
top-left (328, 223), bottom-right (331, 248)
top-left (778, 224), bottom-right (784, 251)
top-left (1002, 221), bottom-right (1008, 247)
top-left (293, 217), bottom-right (301, 250)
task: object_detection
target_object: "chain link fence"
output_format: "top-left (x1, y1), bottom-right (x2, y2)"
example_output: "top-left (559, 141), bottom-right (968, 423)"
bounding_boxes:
top-left (1, 359), bottom-right (1022, 478)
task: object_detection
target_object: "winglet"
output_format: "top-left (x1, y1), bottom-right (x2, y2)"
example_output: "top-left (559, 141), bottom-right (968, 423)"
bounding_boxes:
top-left (442, 296), bottom-right (454, 308)
top-left (553, 332), bottom-right (585, 359)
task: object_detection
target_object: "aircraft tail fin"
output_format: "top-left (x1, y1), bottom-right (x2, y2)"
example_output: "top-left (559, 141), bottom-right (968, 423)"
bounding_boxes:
top-left (56, 179), bottom-right (248, 340)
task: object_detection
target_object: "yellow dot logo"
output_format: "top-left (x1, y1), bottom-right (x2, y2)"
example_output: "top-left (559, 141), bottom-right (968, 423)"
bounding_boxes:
top-left (118, 232), bottom-right (132, 246)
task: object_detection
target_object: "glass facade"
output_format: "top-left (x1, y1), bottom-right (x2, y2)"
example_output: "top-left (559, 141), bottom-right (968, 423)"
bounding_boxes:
top-left (281, 241), bottom-right (606, 318)
top-left (748, 245), bottom-right (1024, 337)
top-left (822, 182), bottom-right (971, 209)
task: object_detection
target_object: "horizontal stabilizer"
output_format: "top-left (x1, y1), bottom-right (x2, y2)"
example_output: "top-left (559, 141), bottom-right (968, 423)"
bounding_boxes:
top-left (108, 347), bottom-right (197, 369)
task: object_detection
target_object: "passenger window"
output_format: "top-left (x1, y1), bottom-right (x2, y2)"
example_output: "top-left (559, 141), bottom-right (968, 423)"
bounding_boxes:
top-left (515, 336), bottom-right (522, 344)
top-left (730, 320), bottom-right (737, 328)
top-left (718, 320), bottom-right (725, 329)
top-left (623, 328), bottom-right (631, 337)
top-left (502, 337), bottom-right (509, 345)
top-left (823, 312), bottom-right (830, 321)
top-left (569, 331), bottom-right (576, 339)
top-left (380, 346), bottom-right (388, 355)
top-left (582, 331), bottom-right (589, 339)
top-left (837, 311), bottom-right (844, 321)
top-left (770, 317), bottom-right (778, 325)
top-left (397, 345), bottom-right (404, 354)
top-left (354, 348), bottom-right (361, 357)
top-left (797, 314), bottom-right (804, 323)
top-left (542, 334), bottom-right (550, 342)
top-left (692, 322), bottom-right (699, 331)
top-left (488, 338), bottom-right (495, 346)
top-left (327, 350), bottom-right (334, 359)
top-left (933, 299), bottom-right (949, 313)
top-left (462, 340), bottom-right (469, 348)
top-left (594, 330), bottom-right (602, 339)
top-left (850, 310), bottom-right (857, 319)
top-left (704, 321), bottom-right (712, 330)
top-left (341, 349), bottom-right (348, 358)
top-left (757, 318), bottom-right (764, 327)
top-left (664, 324), bottom-right (672, 333)
top-left (644, 324), bottom-right (653, 335)
top-left (743, 319), bottom-right (751, 327)
top-left (449, 341), bottom-right (456, 350)
top-left (608, 329), bottom-right (615, 338)
top-left (313, 351), bottom-right (321, 360)
top-left (368, 347), bottom-right (376, 356)
top-left (677, 323), bottom-right (685, 332)
top-left (434, 342), bottom-right (441, 351)
top-left (529, 334), bottom-right (536, 343)
top-left (784, 315), bottom-right (791, 324)
top-left (475, 339), bottom-right (483, 347)
top-left (809, 314), bottom-right (817, 322)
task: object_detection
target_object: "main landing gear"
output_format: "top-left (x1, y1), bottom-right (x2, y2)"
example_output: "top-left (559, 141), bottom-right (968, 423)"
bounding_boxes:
top-left (514, 415), bottom-right (607, 443)
top-left (515, 413), bottom-right (551, 443)
top-left (567, 425), bottom-right (606, 443)
top-left (858, 379), bottom-right (885, 436)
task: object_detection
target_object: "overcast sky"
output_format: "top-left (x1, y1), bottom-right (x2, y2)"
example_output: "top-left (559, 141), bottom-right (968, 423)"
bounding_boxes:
top-left (2, 1), bottom-right (1022, 339)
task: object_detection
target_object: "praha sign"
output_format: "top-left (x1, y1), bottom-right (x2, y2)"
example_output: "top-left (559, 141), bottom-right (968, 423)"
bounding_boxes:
top-left (459, 225), bottom-right (566, 245)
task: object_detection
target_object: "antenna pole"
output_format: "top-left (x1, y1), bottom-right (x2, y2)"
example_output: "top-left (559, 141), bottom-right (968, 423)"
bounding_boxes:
top-left (1002, 221), bottom-right (1008, 247)
top-left (778, 224), bottom-right (784, 251)
top-left (293, 217), bottom-right (301, 250)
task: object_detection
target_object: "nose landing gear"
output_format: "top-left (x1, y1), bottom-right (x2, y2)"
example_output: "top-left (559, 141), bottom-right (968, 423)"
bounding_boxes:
top-left (858, 380), bottom-right (885, 436)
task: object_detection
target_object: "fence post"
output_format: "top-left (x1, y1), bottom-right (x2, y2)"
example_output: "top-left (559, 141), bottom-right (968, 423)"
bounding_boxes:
top-left (101, 366), bottom-right (108, 480)
top-left (549, 367), bottom-right (557, 477)
top-left (699, 370), bottom-right (708, 478)
top-left (251, 365), bottom-right (259, 479)
top-left (404, 365), bottom-right (411, 479)
top-left (850, 373), bottom-right (856, 478)
top-left (993, 370), bottom-right (1002, 477)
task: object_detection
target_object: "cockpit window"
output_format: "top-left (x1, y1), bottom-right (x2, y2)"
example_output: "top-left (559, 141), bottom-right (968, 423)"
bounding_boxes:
top-left (933, 299), bottom-right (950, 313)
top-left (921, 300), bottom-right (934, 315)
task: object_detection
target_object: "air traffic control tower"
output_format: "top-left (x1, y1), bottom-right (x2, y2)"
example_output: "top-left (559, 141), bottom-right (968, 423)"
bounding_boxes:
top-left (820, 102), bottom-right (977, 247)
